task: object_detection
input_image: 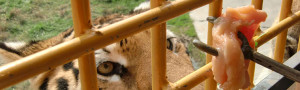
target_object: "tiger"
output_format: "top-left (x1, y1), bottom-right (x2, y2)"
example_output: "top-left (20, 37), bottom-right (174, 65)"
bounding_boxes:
top-left (0, 3), bottom-right (203, 90)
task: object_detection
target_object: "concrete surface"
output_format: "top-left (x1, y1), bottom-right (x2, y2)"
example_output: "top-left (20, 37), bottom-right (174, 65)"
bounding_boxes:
top-left (189, 0), bottom-right (282, 85)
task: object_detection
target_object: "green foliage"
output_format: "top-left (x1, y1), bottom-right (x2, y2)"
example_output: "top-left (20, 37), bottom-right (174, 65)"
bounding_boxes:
top-left (5, 80), bottom-right (30, 90)
top-left (0, 0), bottom-right (72, 41)
top-left (27, 18), bottom-right (73, 41)
top-left (187, 43), bottom-right (206, 68)
top-left (167, 13), bottom-right (197, 37)
top-left (0, 0), bottom-right (144, 41)
top-left (90, 0), bottom-right (145, 18)
top-left (0, 0), bottom-right (196, 41)
top-left (167, 13), bottom-right (205, 68)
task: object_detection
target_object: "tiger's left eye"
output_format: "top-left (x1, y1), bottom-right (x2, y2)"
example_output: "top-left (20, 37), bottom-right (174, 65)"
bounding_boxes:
top-left (98, 62), bottom-right (114, 74)
top-left (97, 61), bottom-right (126, 76)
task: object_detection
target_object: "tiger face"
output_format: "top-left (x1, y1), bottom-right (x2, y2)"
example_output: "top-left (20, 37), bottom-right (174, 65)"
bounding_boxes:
top-left (1, 14), bottom-right (203, 90)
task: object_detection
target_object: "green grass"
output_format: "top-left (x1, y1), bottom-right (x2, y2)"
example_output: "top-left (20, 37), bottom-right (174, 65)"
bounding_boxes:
top-left (187, 43), bottom-right (206, 68)
top-left (0, 0), bottom-right (195, 41)
top-left (5, 80), bottom-right (30, 90)
top-left (0, 0), bottom-right (72, 41)
top-left (90, 0), bottom-right (145, 18)
top-left (167, 13), bottom-right (197, 37)
top-left (0, 0), bottom-right (145, 42)
top-left (167, 13), bottom-right (206, 68)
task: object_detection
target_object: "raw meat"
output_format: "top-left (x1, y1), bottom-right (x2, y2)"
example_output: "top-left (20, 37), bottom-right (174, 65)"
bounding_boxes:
top-left (211, 5), bottom-right (267, 89)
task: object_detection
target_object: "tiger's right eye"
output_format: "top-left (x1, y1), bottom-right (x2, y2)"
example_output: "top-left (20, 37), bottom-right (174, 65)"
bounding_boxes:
top-left (98, 62), bottom-right (114, 74)
top-left (97, 61), bottom-right (126, 76)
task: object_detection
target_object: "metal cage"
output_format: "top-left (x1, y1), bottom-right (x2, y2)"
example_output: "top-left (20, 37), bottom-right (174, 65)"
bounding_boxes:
top-left (0, 0), bottom-right (299, 90)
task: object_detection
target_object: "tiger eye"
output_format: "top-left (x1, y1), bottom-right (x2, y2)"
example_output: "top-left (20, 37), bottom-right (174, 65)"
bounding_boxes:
top-left (98, 62), bottom-right (114, 74)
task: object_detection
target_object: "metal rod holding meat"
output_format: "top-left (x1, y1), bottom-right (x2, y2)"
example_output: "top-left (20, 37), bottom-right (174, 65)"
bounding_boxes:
top-left (193, 40), bottom-right (300, 83)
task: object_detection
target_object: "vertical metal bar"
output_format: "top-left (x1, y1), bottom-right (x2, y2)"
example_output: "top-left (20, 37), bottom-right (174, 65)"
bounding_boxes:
top-left (70, 0), bottom-right (98, 90)
top-left (247, 0), bottom-right (263, 90)
top-left (151, 0), bottom-right (168, 90)
top-left (273, 0), bottom-right (292, 63)
top-left (247, 61), bottom-right (256, 90)
top-left (251, 0), bottom-right (263, 10)
top-left (206, 0), bottom-right (222, 90)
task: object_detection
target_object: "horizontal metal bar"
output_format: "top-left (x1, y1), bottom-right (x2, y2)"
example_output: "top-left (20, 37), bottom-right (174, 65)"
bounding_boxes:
top-left (0, 0), bottom-right (213, 88)
top-left (253, 51), bottom-right (300, 90)
top-left (252, 52), bottom-right (300, 82)
top-left (193, 40), bottom-right (300, 82)
top-left (171, 63), bottom-right (213, 90)
top-left (254, 10), bottom-right (300, 47)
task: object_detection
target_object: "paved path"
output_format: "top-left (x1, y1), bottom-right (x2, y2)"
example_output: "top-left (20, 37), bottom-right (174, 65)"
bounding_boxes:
top-left (189, 0), bottom-right (281, 85)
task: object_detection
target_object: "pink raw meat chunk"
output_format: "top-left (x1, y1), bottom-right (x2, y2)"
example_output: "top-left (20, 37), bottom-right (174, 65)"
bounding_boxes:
top-left (211, 5), bottom-right (267, 89)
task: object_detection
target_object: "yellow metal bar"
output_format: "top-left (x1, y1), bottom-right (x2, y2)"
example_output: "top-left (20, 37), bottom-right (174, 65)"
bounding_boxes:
top-left (246, 61), bottom-right (256, 90)
top-left (0, 0), bottom-right (213, 88)
top-left (247, 0), bottom-right (263, 90)
top-left (70, 0), bottom-right (98, 90)
top-left (171, 63), bottom-right (213, 90)
top-left (78, 54), bottom-right (98, 90)
top-left (150, 0), bottom-right (168, 90)
top-left (206, 0), bottom-right (222, 90)
top-left (251, 0), bottom-right (263, 9)
top-left (273, 0), bottom-right (292, 63)
top-left (254, 10), bottom-right (300, 47)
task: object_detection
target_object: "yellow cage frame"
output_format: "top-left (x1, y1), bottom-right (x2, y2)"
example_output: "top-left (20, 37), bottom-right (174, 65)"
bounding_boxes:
top-left (0, 0), bottom-right (299, 90)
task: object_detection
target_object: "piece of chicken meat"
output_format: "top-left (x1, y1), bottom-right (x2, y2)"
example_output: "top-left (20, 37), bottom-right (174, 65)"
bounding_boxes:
top-left (212, 5), bottom-right (267, 90)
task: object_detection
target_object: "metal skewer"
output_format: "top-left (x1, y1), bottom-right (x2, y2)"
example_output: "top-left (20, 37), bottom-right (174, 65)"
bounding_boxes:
top-left (193, 40), bottom-right (300, 83)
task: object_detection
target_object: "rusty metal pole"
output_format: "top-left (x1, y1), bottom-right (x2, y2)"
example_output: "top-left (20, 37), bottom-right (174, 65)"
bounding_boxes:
top-left (273, 0), bottom-right (292, 63)
top-left (247, 0), bottom-right (263, 89)
top-left (70, 0), bottom-right (98, 90)
top-left (150, 0), bottom-right (168, 90)
top-left (206, 0), bottom-right (222, 90)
